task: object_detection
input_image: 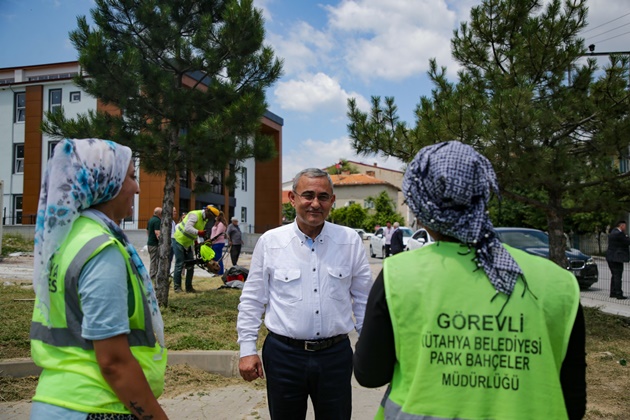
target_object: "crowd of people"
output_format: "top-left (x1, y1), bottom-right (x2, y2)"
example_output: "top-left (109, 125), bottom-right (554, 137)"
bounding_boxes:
top-left (34, 137), bottom-right (630, 419)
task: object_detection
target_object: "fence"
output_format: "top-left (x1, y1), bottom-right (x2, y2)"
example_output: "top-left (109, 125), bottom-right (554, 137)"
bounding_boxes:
top-left (567, 232), bottom-right (609, 257)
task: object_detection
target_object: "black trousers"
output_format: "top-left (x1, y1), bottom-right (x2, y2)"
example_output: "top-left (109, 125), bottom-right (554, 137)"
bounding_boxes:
top-left (384, 244), bottom-right (391, 257)
top-left (262, 333), bottom-right (352, 420)
top-left (608, 260), bottom-right (624, 297)
top-left (230, 244), bottom-right (241, 266)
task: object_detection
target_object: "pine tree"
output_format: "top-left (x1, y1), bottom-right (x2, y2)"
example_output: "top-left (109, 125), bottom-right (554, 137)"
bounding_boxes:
top-left (347, 0), bottom-right (630, 266)
top-left (42, 0), bottom-right (283, 305)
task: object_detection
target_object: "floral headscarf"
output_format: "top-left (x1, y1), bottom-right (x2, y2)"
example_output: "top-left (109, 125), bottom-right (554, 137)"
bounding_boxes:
top-left (34, 138), bottom-right (164, 350)
top-left (403, 141), bottom-right (523, 295)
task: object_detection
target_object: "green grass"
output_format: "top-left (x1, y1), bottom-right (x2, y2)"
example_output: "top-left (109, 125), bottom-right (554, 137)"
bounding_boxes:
top-left (1, 233), bottom-right (34, 256)
top-left (0, 280), bottom-right (267, 359)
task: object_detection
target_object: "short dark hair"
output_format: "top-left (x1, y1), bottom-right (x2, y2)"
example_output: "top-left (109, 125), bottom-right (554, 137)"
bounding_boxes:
top-left (616, 220), bottom-right (627, 227)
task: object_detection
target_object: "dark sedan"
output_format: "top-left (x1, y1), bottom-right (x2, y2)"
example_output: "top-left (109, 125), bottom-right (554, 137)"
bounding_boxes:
top-left (495, 227), bottom-right (598, 289)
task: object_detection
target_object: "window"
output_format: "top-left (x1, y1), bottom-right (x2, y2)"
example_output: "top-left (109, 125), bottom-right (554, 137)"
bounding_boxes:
top-left (241, 168), bottom-right (248, 191)
top-left (13, 195), bottom-right (23, 225)
top-left (14, 144), bottom-right (24, 173)
top-left (49, 89), bottom-right (62, 113)
top-left (241, 207), bottom-right (247, 222)
top-left (69, 91), bottom-right (81, 103)
top-left (364, 199), bottom-right (374, 209)
top-left (14, 92), bottom-right (25, 122)
top-left (48, 141), bottom-right (60, 159)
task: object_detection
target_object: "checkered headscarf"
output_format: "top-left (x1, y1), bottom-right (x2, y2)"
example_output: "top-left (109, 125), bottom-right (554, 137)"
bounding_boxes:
top-left (403, 141), bottom-right (522, 295)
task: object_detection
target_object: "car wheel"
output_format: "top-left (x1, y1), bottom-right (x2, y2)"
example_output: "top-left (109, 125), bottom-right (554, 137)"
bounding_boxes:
top-left (382, 247), bottom-right (386, 259)
top-left (370, 245), bottom-right (375, 258)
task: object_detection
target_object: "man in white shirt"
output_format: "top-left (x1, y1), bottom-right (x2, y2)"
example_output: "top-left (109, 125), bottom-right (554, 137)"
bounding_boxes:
top-left (237, 168), bottom-right (372, 420)
top-left (383, 221), bottom-right (394, 257)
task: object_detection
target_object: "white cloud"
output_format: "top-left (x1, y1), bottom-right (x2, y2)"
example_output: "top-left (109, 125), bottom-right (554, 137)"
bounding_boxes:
top-left (253, 0), bottom-right (273, 22)
top-left (323, 0), bottom-right (467, 81)
top-left (274, 72), bottom-right (369, 114)
top-left (268, 22), bottom-right (332, 76)
top-left (282, 136), bottom-right (404, 182)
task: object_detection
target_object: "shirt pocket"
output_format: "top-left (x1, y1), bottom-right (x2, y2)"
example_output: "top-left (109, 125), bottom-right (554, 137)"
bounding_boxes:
top-left (272, 268), bottom-right (302, 303)
top-left (327, 266), bottom-right (351, 301)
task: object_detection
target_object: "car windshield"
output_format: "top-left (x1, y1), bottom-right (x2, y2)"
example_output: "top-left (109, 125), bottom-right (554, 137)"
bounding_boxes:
top-left (401, 228), bottom-right (413, 237)
top-left (498, 230), bottom-right (549, 248)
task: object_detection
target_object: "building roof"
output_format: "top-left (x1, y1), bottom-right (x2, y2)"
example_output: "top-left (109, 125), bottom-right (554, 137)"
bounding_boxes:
top-left (330, 173), bottom-right (399, 190)
top-left (345, 160), bottom-right (403, 174)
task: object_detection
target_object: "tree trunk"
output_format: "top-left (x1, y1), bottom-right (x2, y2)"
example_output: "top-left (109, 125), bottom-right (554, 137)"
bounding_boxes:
top-left (155, 169), bottom-right (176, 307)
top-left (156, 128), bottom-right (180, 307)
top-left (546, 193), bottom-right (567, 269)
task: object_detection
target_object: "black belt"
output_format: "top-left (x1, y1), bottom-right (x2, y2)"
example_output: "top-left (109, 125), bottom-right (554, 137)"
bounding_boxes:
top-left (268, 331), bottom-right (348, 352)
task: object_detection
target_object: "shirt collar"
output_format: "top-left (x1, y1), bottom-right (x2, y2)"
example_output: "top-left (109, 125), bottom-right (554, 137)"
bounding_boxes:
top-left (292, 220), bottom-right (327, 245)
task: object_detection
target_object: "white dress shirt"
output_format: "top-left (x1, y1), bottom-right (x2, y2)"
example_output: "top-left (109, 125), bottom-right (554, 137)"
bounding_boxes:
top-left (384, 226), bottom-right (394, 245)
top-left (237, 221), bottom-right (373, 357)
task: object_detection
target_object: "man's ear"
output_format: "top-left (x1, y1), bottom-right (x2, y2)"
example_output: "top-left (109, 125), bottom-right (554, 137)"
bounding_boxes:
top-left (288, 190), bottom-right (297, 207)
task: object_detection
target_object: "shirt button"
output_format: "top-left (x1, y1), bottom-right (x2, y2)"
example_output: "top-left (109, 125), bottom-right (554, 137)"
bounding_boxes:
top-left (316, 332), bottom-right (320, 336)
top-left (312, 268), bottom-right (316, 272)
top-left (316, 310), bottom-right (319, 314)
top-left (314, 289), bottom-right (317, 292)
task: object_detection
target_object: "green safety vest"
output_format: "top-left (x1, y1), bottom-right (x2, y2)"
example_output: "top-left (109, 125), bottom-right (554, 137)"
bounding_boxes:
top-left (173, 210), bottom-right (206, 248)
top-left (30, 216), bottom-right (167, 414)
top-left (379, 242), bottom-right (579, 420)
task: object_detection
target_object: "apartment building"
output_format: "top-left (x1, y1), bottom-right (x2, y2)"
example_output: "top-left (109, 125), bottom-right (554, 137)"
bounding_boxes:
top-left (0, 61), bottom-right (283, 233)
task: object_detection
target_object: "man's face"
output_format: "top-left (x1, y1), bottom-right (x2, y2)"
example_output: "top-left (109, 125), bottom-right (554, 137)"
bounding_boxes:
top-left (172, 208), bottom-right (178, 221)
top-left (232, 219), bottom-right (238, 226)
top-left (620, 223), bottom-right (627, 233)
top-left (289, 175), bottom-right (335, 230)
top-left (386, 222), bottom-right (392, 228)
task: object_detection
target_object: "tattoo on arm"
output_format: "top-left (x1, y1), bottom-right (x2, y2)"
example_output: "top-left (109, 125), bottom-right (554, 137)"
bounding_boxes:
top-left (130, 401), bottom-right (154, 419)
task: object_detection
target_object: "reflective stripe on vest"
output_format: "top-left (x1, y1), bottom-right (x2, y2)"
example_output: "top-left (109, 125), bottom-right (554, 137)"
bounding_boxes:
top-left (177, 223), bottom-right (197, 241)
top-left (30, 235), bottom-right (155, 349)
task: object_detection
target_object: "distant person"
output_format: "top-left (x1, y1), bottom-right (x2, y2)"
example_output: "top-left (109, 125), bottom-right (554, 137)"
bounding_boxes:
top-left (172, 205), bottom-right (219, 293)
top-left (237, 167), bottom-right (372, 419)
top-left (383, 221), bottom-right (394, 257)
top-left (211, 212), bottom-right (228, 275)
top-left (147, 207), bottom-right (162, 281)
top-left (390, 221), bottom-right (404, 255)
top-left (30, 138), bottom-right (167, 419)
top-left (354, 141), bottom-right (585, 419)
top-left (227, 217), bottom-right (244, 266)
top-left (168, 206), bottom-right (178, 269)
top-left (606, 220), bottom-right (630, 299)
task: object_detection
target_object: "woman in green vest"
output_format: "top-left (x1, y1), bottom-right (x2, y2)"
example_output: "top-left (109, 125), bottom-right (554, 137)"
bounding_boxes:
top-left (354, 141), bottom-right (586, 419)
top-left (30, 138), bottom-right (168, 419)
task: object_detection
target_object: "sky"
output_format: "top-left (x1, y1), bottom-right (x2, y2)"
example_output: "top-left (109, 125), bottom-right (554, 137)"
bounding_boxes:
top-left (1, 0), bottom-right (630, 182)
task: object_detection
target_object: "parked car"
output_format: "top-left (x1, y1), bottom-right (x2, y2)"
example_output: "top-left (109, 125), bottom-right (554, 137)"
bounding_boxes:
top-left (407, 228), bottom-right (435, 251)
top-left (495, 227), bottom-right (598, 289)
top-left (370, 226), bottom-right (414, 258)
top-left (353, 228), bottom-right (368, 240)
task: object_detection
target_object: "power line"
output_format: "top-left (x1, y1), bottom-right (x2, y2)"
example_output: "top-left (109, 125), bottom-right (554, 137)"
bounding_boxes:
top-left (588, 21), bottom-right (630, 41)
top-left (594, 29), bottom-right (630, 45)
top-left (581, 10), bottom-right (630, 35)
